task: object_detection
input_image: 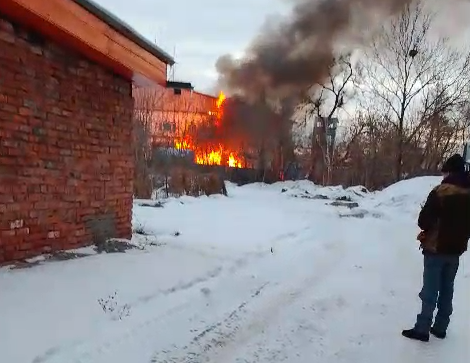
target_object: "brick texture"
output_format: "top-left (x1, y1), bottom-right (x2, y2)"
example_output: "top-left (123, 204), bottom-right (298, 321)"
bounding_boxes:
top-left (0, 15), bottom-right (134, 263)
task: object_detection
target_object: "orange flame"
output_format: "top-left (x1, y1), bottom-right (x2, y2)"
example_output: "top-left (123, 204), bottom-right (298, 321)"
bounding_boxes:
top-left (174, 138), bottom-right (192, 150)
top-left (216, 91), bottom-right (226, 108)
top-left (228, 153), bottom-right (242, 168)
top-left (174, 91), bottom-right (243, 168)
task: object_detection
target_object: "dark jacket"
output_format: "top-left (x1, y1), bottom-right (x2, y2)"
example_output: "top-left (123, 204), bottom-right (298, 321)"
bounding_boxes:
top-left (418, 173), bottom-right (470, 256)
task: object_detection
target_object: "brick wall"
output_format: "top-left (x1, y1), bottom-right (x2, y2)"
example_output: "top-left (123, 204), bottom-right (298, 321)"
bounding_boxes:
top-left (0, 15), bottom-right (134, 263)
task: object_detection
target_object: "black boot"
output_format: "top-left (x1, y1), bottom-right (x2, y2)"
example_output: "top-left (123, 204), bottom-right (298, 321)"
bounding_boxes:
top-left (430, 326), bottom-right (446, 339)
top-left (402, 328), bottom-right (429, 342)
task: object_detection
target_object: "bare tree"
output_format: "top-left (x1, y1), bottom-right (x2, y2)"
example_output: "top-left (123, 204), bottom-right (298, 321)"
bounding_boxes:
top-left (333, 106), bottom-right (411, 189)
top-left (300, 54), bottom-right (362, 184)
top-left (362, 0), bottom-right (470, 181)
top-left (132, 87), bottom-right (164, 198)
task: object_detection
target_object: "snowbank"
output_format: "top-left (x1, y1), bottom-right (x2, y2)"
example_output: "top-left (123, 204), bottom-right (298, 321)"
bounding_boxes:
top-left (231, 179), bottom-right (368, 201)
top-left (370, 176), bottom-right (441, 216)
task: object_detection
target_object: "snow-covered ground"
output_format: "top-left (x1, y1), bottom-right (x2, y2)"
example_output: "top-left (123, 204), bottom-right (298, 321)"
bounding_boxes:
top-left (1, 176), bottom-right (469, 363)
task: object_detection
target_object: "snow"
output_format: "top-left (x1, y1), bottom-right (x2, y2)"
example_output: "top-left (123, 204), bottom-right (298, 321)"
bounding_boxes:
top-left (369, 176), bottom-right (441, 216)
top-left (1, 176), bottom-right (469, 363)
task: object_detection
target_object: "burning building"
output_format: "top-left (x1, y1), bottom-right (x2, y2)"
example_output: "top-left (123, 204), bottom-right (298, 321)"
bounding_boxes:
top-left (134, 86), bottom-right (246, 169)
top-left (172, 91), bottom-right (247, 168)
top-left (133, 76), bottom-right (296, 187)
top-left (134, 87), bottom-right (216, 146)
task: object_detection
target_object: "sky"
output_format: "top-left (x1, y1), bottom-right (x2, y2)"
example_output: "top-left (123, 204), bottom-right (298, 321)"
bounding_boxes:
top-left (93, 0), bottom-right (470, 97)
top-left (94, 0), bottom-right (290, 94)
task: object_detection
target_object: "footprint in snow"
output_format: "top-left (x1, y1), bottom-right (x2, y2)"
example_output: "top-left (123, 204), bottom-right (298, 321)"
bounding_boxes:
top-left (200, 287), bottom-right (211, 296)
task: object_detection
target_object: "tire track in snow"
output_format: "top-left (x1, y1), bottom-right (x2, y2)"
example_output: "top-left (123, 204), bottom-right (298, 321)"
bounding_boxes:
top-left (149, 237), bottom-right (348, 363)
top-left (148, 283), bottom-right (271, 363)
top-left (207, 240), bottom-right (349, 363)
top-left (135, 266), bottom-right (223, 305)
top-left (125, 227), bottom-right (314, 310)
top-left (124, 227), bottom-right (313, 310)
top-left (30, 298), bottom-right (195, 363)
top-left (30, 227), bottom-right (316, 363)
top-left (32, 226), bottom-right (320, 363)
top-left (33, 283), bottom-right (271, 363)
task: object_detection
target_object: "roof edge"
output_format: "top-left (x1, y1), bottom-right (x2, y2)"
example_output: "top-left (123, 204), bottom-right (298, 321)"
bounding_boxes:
top-left (191, 90), bottom-right (218, 99)
top-left (72, 0), bottom-right (175, 65)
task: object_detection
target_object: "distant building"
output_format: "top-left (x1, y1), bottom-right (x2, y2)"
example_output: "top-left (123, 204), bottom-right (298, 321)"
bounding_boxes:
top-left (133, 87), bottom-right (218, 147)
top-left (0, 0), bottom-right (174, 263)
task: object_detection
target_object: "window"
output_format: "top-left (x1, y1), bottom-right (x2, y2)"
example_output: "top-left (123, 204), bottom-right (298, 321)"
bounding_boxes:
top-left (160, 122), bottom-right (177, 133)
top-left (162, 122), bottom-right (172, 132)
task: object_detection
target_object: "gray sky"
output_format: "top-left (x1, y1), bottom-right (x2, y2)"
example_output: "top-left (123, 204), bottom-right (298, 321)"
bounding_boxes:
top-left (95, 0), bottom-right (289, 93)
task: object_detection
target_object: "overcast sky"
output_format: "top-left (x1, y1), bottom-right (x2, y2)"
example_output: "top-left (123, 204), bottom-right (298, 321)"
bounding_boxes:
top-left (94, 0), bottom-right (290, 94)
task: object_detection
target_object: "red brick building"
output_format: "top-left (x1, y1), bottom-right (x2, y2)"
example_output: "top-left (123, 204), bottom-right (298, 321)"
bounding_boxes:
top-left (0, 0), bottom-right (174, 263)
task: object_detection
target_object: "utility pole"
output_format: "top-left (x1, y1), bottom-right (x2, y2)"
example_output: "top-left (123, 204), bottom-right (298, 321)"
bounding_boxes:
top-left (464, 142), bottom-right (470, 172)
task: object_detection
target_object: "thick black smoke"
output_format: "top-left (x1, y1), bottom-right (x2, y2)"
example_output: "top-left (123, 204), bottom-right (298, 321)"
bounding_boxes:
top-left (216, 0), bottom-right (418, 99)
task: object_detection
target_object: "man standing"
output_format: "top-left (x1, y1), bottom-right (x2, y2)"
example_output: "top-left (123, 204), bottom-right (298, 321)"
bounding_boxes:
top-left (402, 154), bottom-right (470, 342)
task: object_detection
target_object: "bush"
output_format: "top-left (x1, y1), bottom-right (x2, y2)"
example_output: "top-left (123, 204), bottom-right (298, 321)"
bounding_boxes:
top-left (168, 168), bottom-right (227, 197)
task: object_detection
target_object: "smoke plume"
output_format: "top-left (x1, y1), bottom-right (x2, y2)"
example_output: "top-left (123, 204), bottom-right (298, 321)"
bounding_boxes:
top-left (216, 0), bottom-right (417, 99)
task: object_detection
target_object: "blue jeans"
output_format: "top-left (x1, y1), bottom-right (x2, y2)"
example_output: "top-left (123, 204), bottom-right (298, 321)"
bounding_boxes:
top-left (415, 254), bottom-right (460, 333)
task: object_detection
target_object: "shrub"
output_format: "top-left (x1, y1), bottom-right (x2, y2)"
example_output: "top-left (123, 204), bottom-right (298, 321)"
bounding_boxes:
top-left (167, 168), bottom-right (227, 197)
